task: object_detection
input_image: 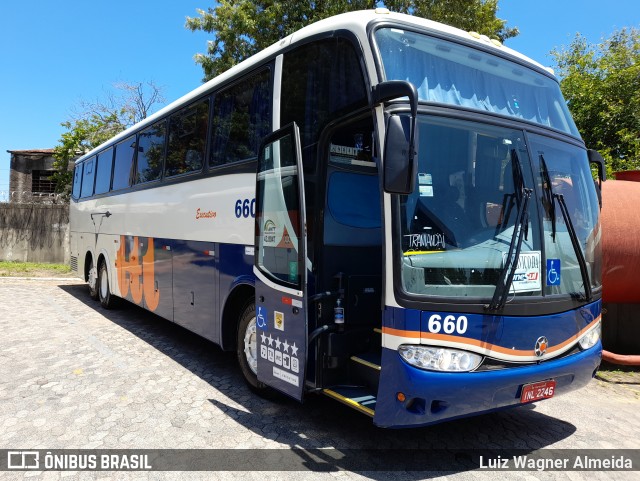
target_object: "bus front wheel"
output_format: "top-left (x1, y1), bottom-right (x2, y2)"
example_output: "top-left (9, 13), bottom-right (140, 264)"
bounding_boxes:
top-left (236, 299), bottom-right (275, 397)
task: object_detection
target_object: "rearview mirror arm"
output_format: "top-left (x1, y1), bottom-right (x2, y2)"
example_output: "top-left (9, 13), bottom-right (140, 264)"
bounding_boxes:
top-left (372, 81), bottom-right (419, 162)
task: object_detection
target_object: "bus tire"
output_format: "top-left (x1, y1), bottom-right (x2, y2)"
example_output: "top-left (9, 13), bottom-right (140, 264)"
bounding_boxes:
top-left (88, 257), bottom-right (99, 301)
top-left (97, 262), bottom-right (117, 309)
top-left (236, 299), bottom-right (275, 397)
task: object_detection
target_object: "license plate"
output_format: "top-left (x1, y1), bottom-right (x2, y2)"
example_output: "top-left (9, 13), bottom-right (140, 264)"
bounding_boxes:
top-left (520, 379), bottom-right (556, 403)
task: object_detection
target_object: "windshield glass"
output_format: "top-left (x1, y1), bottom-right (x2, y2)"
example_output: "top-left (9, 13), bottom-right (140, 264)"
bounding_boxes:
top-left (401, 116), bottom-right (542, 299)
top-left (528, 134), bottom-right (602, 295)
top-left (399, 116), bottom-right (601, 302)
top-left (375, 28), bottom-right (580, 137)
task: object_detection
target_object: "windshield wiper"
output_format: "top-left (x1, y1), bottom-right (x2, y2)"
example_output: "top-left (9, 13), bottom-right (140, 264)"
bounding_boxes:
top-left (487, 149), bottom-right (532, 312)
top-left (487, 189), bottom-right (532, 311)
top-left (554, 192), bottom-right (593, 302)
top-left (539, 155), bottom-right (592, 301)
top-left (539, 154), bottom-right (556, 241)
top-left (496, 149), bottom-right (527, 236)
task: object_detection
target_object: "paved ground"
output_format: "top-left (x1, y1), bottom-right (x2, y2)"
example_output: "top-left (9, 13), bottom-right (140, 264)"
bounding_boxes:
top-left (0, 278), bottom-right (638, 481)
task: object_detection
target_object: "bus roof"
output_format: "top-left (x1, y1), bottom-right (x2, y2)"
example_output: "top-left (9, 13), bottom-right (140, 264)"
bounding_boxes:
top-left (75, 9), bottom-right (550, 164)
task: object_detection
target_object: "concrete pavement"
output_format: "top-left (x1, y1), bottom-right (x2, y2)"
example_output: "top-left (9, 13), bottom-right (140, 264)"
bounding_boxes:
top-left (0, 278), bottom-right (638, 480)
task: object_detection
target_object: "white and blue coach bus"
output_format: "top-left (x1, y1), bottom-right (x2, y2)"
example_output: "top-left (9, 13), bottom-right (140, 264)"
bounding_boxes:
top-left (70, 9), bottom-right (605, 428)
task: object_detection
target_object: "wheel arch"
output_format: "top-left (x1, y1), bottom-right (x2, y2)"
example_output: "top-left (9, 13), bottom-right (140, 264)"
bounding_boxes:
top-left (96, 250), bottom-right (111, 276)
top-left (83, 250), bottom-right (94, 282)
top-left (220, 279), bottom-right (255, 351)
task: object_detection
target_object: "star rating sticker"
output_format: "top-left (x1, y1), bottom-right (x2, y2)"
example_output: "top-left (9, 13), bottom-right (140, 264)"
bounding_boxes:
top-left (291, 342), bottom-right (298, 356)
top-left (282, 339), bottom-right (290, 353)
top-left (275, 337), bottom-right (281, 350)
top-left (267, 334), bottom-right (274, 346)
top-left (260, 332), bottom-right (266, 344)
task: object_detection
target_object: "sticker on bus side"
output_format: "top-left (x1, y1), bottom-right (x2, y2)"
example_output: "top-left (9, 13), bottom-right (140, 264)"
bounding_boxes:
top-left (256, 306), bottom-right (268, 330)
top-left (115, 235), bottom-right (160, 311)
top-left (262, 219), bottom-right (277, 246)
top-left (274, 311), bottom-right (284, 331)
top-left (259, 333), bottom-right (300, 383)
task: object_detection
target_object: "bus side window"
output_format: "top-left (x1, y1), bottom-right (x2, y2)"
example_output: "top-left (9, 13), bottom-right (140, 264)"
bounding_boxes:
top-left (166, 99), bottom-right (209, 177)
top-left (80, 157), bottom-right (95, 198)
top-left (112, 136), bottom-right (137, 191)
top-left (210, 69), bottom-right (271, 167)
top-left (72, 163), bottom-right (83, 199)
top-left (281, 37), bottom-right (368, 164)
top-left (94, 148), bottom-right (113, 195)
top-left (137, 120), bottom-right (166, 183)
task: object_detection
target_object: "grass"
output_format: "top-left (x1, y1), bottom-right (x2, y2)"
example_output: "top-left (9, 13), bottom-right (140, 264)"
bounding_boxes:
top-left (0, 260), bottom-right (72, 277)
top-left (596, 361), bottom-right (640, 384)
top-left (596, 363), bottom-right (640, 399)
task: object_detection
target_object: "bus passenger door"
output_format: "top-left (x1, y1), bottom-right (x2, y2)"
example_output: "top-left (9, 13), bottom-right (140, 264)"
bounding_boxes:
top-left (254, 123), bottom-right (308, 401)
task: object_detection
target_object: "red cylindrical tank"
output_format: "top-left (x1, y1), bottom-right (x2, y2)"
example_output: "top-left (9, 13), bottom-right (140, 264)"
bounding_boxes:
top-left (614, 170), bottom-right (640, 182)
top-left (601, 180), bottom-right (640, 303)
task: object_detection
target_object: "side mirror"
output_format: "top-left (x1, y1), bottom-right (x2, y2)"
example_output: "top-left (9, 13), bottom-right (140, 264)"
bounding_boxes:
top-left (372, 81), bottom-right (419, 194)
top-left (383, 115), bottom-right (418, 194)
top-left (588, 149), bottom-right (606, 183)
top-left (588, 149), bottom-right (606, 209)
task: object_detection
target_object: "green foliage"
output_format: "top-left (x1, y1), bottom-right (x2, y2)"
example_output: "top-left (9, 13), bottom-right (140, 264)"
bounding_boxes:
top-left (553, 28), bottom-right (640, 176)
top-left (52, 82), bottom-right (164, 195)
top-left (52, 113), bottom-right (125, 196)
top-left (186, 1), bottom-right (517, 81)
top-left (386, 0), bottom-right (517, 40)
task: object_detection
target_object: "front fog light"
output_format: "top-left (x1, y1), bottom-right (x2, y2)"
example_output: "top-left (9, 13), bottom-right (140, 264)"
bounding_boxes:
top-left (578, 322), bottom-right (601, 350)
top-left (398, 345), bottom-right (482, 372)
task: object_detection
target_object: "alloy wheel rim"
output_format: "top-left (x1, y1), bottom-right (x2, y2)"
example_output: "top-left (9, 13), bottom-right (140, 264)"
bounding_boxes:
top-left (243, 317), bottom-right (258, 374)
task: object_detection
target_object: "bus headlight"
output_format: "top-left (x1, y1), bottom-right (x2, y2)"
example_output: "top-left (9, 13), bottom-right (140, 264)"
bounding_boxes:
top-left (398, 345), bottom-right (482, 372)
top-left (578, 322), bottom-right (601, 350)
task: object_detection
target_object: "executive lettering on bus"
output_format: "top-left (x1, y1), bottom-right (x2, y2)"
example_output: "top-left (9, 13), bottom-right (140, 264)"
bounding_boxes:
top-left (69, 8), bottom-right (605, 428)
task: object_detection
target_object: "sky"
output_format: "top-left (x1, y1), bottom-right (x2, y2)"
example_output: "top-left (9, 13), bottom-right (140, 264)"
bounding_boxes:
top-left (1, 0), bottom-right (639, 198)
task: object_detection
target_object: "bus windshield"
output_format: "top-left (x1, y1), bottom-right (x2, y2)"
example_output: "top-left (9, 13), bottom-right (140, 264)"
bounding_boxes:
top-left (374, 28), bottom-right (580, 137)
top-left (399, 116), bottom-right (601, 301)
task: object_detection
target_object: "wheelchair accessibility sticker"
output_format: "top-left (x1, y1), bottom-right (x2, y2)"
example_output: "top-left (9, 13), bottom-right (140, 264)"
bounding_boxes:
top-left (256, 306), bottom-right (268, 330)
top-left (547, 259), bottom-right (561, 286)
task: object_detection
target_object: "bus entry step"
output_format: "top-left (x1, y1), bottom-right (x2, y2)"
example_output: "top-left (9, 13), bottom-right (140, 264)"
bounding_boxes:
top-left (322, 386), bottom-right (377, 417)
top-left (349, 351), bottom-right (381, 391)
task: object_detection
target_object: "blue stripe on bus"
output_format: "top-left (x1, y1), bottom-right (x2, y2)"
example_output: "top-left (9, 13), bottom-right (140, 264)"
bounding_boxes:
top-left (373, 341), bottom-right (601, 428)
top-left (383, 300), bottom-right (601, 355)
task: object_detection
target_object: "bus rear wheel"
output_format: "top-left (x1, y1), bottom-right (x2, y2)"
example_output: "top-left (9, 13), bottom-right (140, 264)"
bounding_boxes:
top-left (236, 299), bottom-right (275, 397)
top-left (97, 262), bottom-right (117, 309)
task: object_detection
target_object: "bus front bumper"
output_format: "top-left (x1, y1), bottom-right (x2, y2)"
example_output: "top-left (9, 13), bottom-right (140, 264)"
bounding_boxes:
top-left (373, 342), bottom-right (602, 428)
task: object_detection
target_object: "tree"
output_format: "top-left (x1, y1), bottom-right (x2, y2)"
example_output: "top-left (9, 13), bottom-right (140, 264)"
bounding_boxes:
top-left (386, 0), bottom-right (517, 41)
top-left (52, 81), bottom-right (165, 195)
top-left (186, 1), bottom-right (518, 81)
top-left (552, 29), bottom-right (640, 176)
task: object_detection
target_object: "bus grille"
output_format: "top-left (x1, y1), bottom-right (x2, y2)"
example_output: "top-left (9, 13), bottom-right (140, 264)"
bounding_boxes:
top-left (70, 256), bottom-right (78, 272)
